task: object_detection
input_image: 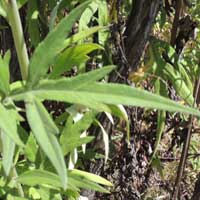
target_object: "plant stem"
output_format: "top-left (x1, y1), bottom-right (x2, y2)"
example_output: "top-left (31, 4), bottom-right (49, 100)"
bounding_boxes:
top-left (5, 0), bottom-right (29, 80)
top-left (2, 0), bottom-right (27, 197)
top-left (12, 167), bottom-right (25, 197)
top-left (172, 76), bottom-right (200, 199)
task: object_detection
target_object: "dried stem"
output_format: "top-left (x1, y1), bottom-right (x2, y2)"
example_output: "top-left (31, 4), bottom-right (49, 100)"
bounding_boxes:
top-left (172, 76), bottom-right (200, 199)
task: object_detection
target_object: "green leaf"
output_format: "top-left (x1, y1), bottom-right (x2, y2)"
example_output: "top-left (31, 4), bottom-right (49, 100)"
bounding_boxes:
top-left (98, 0), bottom-right (109, 46)
top-left (35, 187), bottom-right (51, 200)
top-left (95, 120), bottom-right (109, 162)
top-left (29, 99), bottom-right (59, 135)
top-left (108, 104), bottom-right (130, 140)
top-left (1, 131), bottom-right (15, 176)
top-left (10, 62), bottom-right (200, 117)
top-left (24, 133), bottom-right (38, 162)
top-left (178, 63), bottom-right (193, 93)
top-left (7, 194), bottom-right (28, 200)
top-left (150, 37), bottom-right (194, 106)
top-left (159, 7), bottom-right (166, 28)
top-left (64, 26), bottom-right (104, 47)
top-left (49, 43), bottom-right (103, 79)
top-left (27, 0), bottom-right (92, 88)
top-left (150, 80), bottom-right (167, 162)
top-left (12, 66), bottom-right (115, 111)
top-left (25, 96), bottom-right (67, 189)
top-left (0, 103), bottom-right (23, 146)
top-left (27, 0), bottom-right (40, 47)
top-left (60, 111), bottom-right (96, 155)
top-left (28, 187), bottom-right (41, 200)
top-left (0, 2), bottom-right (6, 18)
top-left (79, 1), bottom-right (98, 31)
top-left (49, 65), bottom-right (115, 88)
top-left (151, 155), bottom-right (164, 179)
top-left (164, 64), bottom-right (194, 106)
top-left (62, 136), bottom-right (94, 156)
top-left (17, 0), bottom-right (27, 8)
top-left (49, 0), bottom-right (62, 31)
top-left (10, 81), bottom-right (24, 91)
top-left (17, 170), bottom-right (62, 188)
top-left (0, 51), bottom-right (11, 96)
top-left (17, 169), bottom-right (110, 193)
top-left (68, 173), bottom-right (110, 193)
top-left (64, 189), bottom-right (80, 200)
top-left (69, 169), bottom-right (113, 186)
top-left (12, 79), bottom-right (200, 117)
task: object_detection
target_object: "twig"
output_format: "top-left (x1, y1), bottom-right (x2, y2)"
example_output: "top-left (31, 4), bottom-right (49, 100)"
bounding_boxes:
top-left (160, 157), bottom-right (180, 161)
top-left (172, 76), bottom-right (200, 199)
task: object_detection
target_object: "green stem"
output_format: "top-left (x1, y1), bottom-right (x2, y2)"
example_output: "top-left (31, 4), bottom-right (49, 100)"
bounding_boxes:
top-left (5, 0), bottom-right (29, 80)
top-left (0, 135), bottom-right (24, 197)
top-left (12, 167), bottom-right (25, 197)
top-left (2, 1), bottom-right (27, 197)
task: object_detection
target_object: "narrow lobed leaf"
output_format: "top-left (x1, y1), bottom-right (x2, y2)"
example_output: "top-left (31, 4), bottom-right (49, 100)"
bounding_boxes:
top-left (64, 26), bottom-right (105, 47)
top-left (17, 169), bottom-right (110, 193)
top-left (49, 43), bottom-right (103, 79)
top-left (25, 96), bottom-right (67, 189)
top-left (69, 169), bottom-right (113, 187)
top-left (0, 103), bottom-right (23, 146)
top-left (1, 131), bottom-right (15, 176)
top-left (0, 51), bottom-right (11, 96)
top-left (10, 66), bottom-right (200, 118)
top-left (27, 0), bottom-right (92, 88)
top-left (17, 169), bottom-right (61, 188)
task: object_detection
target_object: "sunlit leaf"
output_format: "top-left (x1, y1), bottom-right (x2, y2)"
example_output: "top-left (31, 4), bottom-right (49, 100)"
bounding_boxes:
top-left (0, 51), bottom-right (10, 96)
top-left (27, 0), bottom-right (92, 88)
top-left (11, 80), bottom-right (200, 117)
top-left (64, 26), bottom-right (104, 47)
top-left (24, 133), bottom-right (38, 162)
top-left (98, 0), bottom-right (109, 46)
top-left (27, 0), bottom-right (40, 47)
top-left (69, 169), bottom-right (113, 186)
top-left (60, 111), bottom-right (96, 155)
top-left (50, 43), bottom-right (103, 78)
top-left (25, 96), bottom-right (66, 189)
top-left (17, 169), bottom-right (110, 193)
top-left (1, 131), bottom-right (15, 176)
top-left (0, 2), bottom-right (6, 17)
top-left (108, 104), bottom-right (130, 140)
top-left (17, 170), bottom-right (61, 188)
top-left (79, 1), bottom-right (98, 31)
top-left (0, 103), bottom-right (23, 146)
top-left (7, 194), bottom-right (28, 200)
top-left (69, 172), bottom-right (110, 193)
top-left (150, 37), bottom-right (194, 106)
top-left (95, 120), bottom-right (109, 162)
top-left (164, 64), bottom-right (194, 106)
top-left (49, 0), bottom-right (62, 31)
